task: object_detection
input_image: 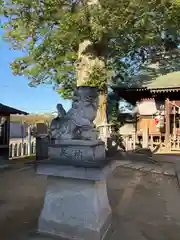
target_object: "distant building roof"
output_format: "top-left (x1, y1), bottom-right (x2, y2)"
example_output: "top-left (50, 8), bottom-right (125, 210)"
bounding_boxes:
top-left (10, 113), bottom-right (53, 123)
top-left (0, 103), bottom-right (28, 115)
top-left (112, 71), bottom-right (180, 95)
top-left (142, 71), bottom-right (180, 90)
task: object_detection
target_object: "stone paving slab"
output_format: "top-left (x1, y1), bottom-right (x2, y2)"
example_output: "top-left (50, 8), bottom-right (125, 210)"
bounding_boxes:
top-left (140, 166), bottom-right (154, 172)
top-left (176, 173), bottom-right (180, 188)
top-left (27, 232), bottom-right (63, 240)
top-left (163, 169), bottom-right (176, 176)
top-left (122, 163), bottom-right (137, 168)
top-left (130, 164), bottom-right (143, 170)
top-left (114, 160), bottom-right (132, 166)
top-left (151, 166), bottom-right (164, 175)
top-left (115, 160), bottom-right (176, 176)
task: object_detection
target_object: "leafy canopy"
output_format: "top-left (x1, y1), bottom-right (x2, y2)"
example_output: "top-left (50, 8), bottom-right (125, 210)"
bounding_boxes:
top-left (1, 0), bottom-right (180, 98)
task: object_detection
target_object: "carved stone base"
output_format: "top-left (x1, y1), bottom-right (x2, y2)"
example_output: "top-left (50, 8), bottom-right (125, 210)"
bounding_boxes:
top-left (28, 164), bottom-right (113, 240)
top-left (47, 140), bottom-right (107, 168)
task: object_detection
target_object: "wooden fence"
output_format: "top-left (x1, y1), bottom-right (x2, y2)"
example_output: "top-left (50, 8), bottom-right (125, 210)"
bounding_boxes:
top-left (97, 123), bottom-right (136, 151)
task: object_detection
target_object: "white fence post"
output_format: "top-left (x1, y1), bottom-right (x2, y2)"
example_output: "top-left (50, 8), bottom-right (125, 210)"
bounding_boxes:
top-left (27, 125), bottom-right (31, 155)
top-left (125, 136), bottom-right (129, 151)
top-left (132, 130), bottom-right (136, 150)
top-left (9, 138), bottom-right (36, 159)
top-left (11, 144), bottom-right (15, 158)
top-left (96, 123), bottom-right (112, 148)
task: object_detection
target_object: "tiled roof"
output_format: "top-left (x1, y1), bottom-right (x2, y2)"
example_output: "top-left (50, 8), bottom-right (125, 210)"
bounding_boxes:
top-left (142, 71), bottom-right (180, 89)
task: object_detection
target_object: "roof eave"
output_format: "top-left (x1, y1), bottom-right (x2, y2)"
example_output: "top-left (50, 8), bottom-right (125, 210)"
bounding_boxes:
top-left (0, 104), bottom-right (29, 115)
top-left (112, 86), bottom-right (180, 93)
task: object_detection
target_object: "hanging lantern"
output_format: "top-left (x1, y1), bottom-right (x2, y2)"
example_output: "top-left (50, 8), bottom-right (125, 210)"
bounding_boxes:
top-left (154, 115), bottom-right (160, 127)
top-left (153, 111), bottom-right (164, 128)
top-left (153, 111), bottom-right (160, 127)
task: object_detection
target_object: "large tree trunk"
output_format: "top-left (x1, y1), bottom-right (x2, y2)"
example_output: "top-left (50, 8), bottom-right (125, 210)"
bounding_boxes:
top-left (76, 0), bottom-right (108, 132)
top-left (76, 39), bottom-right (108, 126)
top-left (94, 92), bottom-right (108, 126)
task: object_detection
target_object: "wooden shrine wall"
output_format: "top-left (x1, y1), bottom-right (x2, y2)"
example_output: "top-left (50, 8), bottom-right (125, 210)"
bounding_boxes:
top-left (137, 116), bottom-right (164, 135)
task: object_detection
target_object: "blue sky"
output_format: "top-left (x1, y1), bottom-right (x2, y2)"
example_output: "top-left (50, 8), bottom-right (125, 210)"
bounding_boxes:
top-left (0, 30), bottom-right (71, 114)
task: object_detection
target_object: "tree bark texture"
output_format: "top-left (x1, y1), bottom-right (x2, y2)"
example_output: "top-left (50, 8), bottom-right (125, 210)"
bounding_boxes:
top-left (76, 39), bottom-right (108, 125)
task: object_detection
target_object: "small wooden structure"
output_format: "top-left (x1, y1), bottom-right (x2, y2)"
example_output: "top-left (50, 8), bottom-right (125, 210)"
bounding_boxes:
top-left (113, 71), bottom-right (180, 152)
top-left (0, 103), bottom-right (28, 166)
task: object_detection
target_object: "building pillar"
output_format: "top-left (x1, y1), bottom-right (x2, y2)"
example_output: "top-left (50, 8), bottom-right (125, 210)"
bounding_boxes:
top-left (165, 98), bottom-right (170, 151)
top-left (142, 125), bottom-right (149, 149)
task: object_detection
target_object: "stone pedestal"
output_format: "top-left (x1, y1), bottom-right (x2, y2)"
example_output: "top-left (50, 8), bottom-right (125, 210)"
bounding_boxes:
top-left (31, 164), bottom-right (112, 240)
top-left (47, 140), bottom-right (107, 168)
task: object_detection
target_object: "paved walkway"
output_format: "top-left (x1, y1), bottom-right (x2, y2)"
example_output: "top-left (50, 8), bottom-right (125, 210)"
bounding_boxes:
top-left (1, 166), bottom-right (180, 240)
top-left (114, 160), bottom-right (176, 176)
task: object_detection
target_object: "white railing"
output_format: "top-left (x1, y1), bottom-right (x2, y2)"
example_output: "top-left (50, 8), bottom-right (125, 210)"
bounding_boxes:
top-left (97, 123), bottom-right (136, 151)
top-left (9, 138), bottom-right (36, 159)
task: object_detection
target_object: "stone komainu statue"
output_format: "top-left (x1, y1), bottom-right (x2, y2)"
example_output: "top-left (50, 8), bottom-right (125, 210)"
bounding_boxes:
top-left (50, 103), bottom-right (66, 136)
top-left (50, 86), bottom-right (99, 142)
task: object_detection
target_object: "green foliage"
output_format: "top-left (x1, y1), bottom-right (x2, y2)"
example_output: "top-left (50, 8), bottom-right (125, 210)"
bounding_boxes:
top-left (110, 104), bottom-right (119, 126)
top-left (108, 93), bottom-right (119, 127)
top-left (108, 100), bottom-right (122, 143)
top-left (1, 0), bottom-right (180, 98)
top-left (86, 64), bottom-right (111, 92)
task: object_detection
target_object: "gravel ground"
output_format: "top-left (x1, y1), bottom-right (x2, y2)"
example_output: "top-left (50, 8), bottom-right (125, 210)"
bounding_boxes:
top-left (0, 167), bottom-right (180, 240)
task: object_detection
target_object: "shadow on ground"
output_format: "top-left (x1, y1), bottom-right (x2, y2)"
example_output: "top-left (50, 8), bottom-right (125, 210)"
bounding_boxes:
top-left (0, 167), bottom-right (180, 240)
